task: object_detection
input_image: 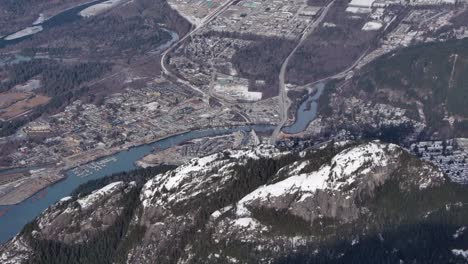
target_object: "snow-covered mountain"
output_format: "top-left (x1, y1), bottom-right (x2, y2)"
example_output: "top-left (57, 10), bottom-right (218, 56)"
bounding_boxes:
top-left (2, 141), bottom-right (468, 264)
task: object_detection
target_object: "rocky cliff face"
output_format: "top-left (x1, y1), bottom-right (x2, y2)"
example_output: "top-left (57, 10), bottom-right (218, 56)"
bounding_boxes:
top-left (38, 181), bottom-right (135, 244)
top-left (2, 141), bottom-right (467, 264)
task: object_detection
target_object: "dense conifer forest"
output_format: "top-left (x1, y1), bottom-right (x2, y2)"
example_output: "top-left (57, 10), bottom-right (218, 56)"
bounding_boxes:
top-left (14, 145), bottom-right (468, 264)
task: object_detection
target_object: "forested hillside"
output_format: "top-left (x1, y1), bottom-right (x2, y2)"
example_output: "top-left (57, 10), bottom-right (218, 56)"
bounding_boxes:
top-left (0, 60), bottom-right (111, 136)
top-left (353, 37), bottom-right (468, 136)
top-left (1, 142), bottom-right (467, 264)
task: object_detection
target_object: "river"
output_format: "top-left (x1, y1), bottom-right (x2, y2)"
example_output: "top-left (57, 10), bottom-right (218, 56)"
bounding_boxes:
top-left (0, 0), bottom-right (110, 48)
top-left (0, 125), bottom-right (274, 243)
top-left (0, 0), bottom-right (199, 244)
top-left (0, 1), bottom-right (327, 243)
top-left (282, 82), bottom-right (325, 134)
top-left (0, 82), bottom-right (328, 243)
top-left (0, 0), bottom-right (179, 65)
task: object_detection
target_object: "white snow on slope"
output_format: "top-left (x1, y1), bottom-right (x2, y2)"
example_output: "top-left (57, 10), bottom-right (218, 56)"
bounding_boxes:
top-left (454, 227), bottom-right (466, 239)
top-left (239, 164), bottom-right (328, 204)
top-left (77, 181), bottom-right (123, 209)
top-left (141, 147), bottom-right (281, 208)
top-left (228, 147), bottom-right (279, 160)
top-left (59, 196), bottom-right (72, 202)
top-left (330, 142), bottom-right (391, 178)
top-left (165, 154), bottom-right (221, 190)
top-left (289, 160), bottom-right (309, 175)
top-left (211, 205), bottom-right (233, 220)
top-left (0, 236), bottom-right (31, 264)
top-left (232, 217), bottom-right (260, 229)
top-left (452, 249), bottom-right (468, 259)
top-left (236, 142), bottom-right (396, 215)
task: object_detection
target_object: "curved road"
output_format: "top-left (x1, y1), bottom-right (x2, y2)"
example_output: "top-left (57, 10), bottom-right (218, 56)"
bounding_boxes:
top-left (297, 46), bottom-right (370, 91)
top-left (160, 0), bottom-right (237, 96)
top-left (270, 0), bottom-right (335, 143)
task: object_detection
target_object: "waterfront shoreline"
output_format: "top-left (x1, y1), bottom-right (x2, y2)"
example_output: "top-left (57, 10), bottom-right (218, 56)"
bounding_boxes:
top-left (0, 124), bottom-right (274, 243)
top-left (0, 123), bottom-right (273, 206)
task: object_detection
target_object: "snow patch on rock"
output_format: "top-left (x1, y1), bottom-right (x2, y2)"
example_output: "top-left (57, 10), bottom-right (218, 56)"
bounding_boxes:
top-left (232, 217), bottom-right (260, 229)
top-left (60, 196), bottom-right (72, 202)
top-left (238, 142), bottom-right (395, 207)
top-left (452, 249), bottom-right (468, 259)
top-left (0, 236), bottom-right (32, 264)
top-left (211, 205), bottom-right (233, 220)
top-left (141, 146), bottom-right (282, 208)
top-left (453, 226), bottom-right (466, 239)
top-left (77, 181), bottom-right (124, 209)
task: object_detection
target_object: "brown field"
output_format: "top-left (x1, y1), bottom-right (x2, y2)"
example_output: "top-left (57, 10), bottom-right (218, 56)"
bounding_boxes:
top-left (0, 92), bottom-right (31, 109)
top-left (0, 94), bottom-right (50, 121)
top-left (0, 171), bottom-right (30, 185)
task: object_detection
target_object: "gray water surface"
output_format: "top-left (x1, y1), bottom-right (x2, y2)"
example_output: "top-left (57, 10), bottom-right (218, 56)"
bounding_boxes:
top-left (0, 0), bottom-right (108, 48)
top-left (282, 82), bottom-right (325, 134)
top-left (0, 82), bottom-right (331, 243)
top-left (0, 125), bottom-right (273, 243)
top-left (0, 8), bottom-right (331, 241)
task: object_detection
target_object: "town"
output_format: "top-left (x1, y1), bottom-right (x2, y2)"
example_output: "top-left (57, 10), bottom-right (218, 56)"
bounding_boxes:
top-left (411, 139), bottom-right (468, 184)
top-left (1, 0), bottom-right (468, 205)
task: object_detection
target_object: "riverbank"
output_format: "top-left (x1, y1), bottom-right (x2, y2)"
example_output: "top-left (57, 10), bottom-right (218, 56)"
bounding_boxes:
top-left (0, 168), bottom-right (62, 206)
top-left (0, 0), bottom-right (109, 48)
top-left (0, 124), bottom-right (273, 206)
top-left (41, 0), bottom-right (106, 21)
top-left (282, 83), bottom-right (325, 134)
top-left (4, 26), bottom-right (43, 41)
top-left (0, 124), bottom-right (274, 243)
top-left (79, 0), bottom-right (126, 17)
top-left (0, 132), bottom-right (175, 205)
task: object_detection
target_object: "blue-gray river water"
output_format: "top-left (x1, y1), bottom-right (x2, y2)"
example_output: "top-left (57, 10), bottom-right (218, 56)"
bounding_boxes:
top-left (0, 82), bottom-right (329, 243)
top-left (0, 3), bottom-right (328, 242)
top-left (0, 125), bottom-right (273, 243)
top-left (282, 82), bottom-right (325, 134)
top-left (0, 0), bottom-right (108, 48)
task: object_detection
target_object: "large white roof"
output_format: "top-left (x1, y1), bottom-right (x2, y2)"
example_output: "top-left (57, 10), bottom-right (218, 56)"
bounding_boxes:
top-left (348, 0), bottom-right (376, 7)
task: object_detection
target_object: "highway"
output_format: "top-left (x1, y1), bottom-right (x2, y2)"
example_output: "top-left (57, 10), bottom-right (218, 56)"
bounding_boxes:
top-left (297, 46), bottom-right (371, 91)
top-left (160, 0), bottom-right (255, 123)
top-left (160, 0), bottom-right (238, 97)
top-left (270, 0), bottom-right (335, 144)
